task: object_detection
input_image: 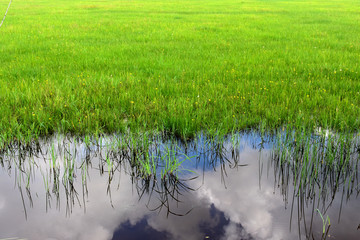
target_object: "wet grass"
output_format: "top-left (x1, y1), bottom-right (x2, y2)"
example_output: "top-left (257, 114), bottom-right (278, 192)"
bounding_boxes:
top-left (1, 0), bottom-right (360, 144)
top-left (271, 130), bottom-right (360, 239)
top-left (0, 133), bottom-right (210, 217)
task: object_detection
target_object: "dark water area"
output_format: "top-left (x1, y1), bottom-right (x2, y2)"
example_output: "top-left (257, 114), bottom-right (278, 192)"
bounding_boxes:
top-left (0, 134), bottom-right (359, 240)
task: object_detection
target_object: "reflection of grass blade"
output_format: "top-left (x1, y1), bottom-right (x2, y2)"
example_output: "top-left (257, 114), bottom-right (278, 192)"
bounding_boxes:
top-left (272, 128), bottom-right (359, 239)
top-left (316, 209), bottom-right (331, 240)
top-left (1, 130), bottom-right (358, 227)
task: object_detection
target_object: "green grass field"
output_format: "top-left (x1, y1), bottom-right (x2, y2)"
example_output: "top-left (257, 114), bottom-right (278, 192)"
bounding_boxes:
top-left (1, 0), bottom-right (359, 143)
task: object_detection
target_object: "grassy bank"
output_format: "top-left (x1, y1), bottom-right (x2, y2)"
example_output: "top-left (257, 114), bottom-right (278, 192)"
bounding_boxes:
top-left (1, 0), bottom-right (360, 143)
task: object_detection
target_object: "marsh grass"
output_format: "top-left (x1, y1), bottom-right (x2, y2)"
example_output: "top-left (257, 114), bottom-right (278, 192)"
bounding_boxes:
top-left (316, 209), bottom-right (331, 240)
top-left (0, 132), bottom-right (204, 215)
top-left (271, 130), bottom-right (359, 239)
top-left (1, 0), bottom-right (360, 144)
top-left (0, 131), bottom-right (247, 216)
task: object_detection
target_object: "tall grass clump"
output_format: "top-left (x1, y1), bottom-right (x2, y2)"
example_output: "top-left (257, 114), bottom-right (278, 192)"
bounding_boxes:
top-left (272, 129), bottom-right (359, 235)
top-left (273, 129), bottom-right (359, 197)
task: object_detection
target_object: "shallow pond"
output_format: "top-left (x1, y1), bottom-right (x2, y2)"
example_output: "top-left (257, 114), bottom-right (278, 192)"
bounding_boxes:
top-left (0, 133), bottom-right (359, 240)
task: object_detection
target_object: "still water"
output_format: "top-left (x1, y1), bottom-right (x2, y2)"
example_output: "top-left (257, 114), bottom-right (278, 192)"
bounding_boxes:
top-left (0, 134), bottom-right (359, 240)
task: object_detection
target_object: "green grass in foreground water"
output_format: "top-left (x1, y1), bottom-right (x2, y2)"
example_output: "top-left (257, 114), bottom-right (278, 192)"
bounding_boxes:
top-left (0, 0), bottom-right (360, 143)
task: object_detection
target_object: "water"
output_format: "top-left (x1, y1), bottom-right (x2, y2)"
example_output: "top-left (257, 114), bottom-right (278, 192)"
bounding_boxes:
top-left (0, 133), bottom-right (359, 240)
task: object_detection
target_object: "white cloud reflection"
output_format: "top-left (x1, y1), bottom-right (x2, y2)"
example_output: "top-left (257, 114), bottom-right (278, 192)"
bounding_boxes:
top-left (0, 144), bottom-right (359, 240)
top-left (194, 147), bottom-right (292, 240)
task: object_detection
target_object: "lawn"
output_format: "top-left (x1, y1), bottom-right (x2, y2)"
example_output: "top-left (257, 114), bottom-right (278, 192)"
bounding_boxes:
top-left (0, 0), bottom-right (359, 143)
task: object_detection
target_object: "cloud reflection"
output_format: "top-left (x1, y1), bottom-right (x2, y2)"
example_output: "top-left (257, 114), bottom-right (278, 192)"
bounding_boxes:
top-left (0, 143), bottom-right (359, 240)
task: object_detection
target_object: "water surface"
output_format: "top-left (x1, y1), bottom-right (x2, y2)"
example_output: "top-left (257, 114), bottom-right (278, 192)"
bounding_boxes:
top-left (0, 134), bottom-right (359, 240)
